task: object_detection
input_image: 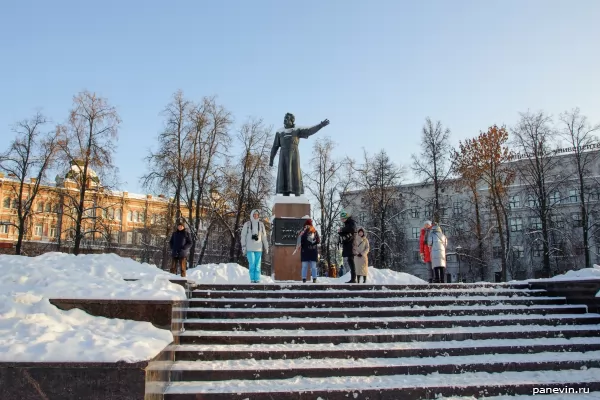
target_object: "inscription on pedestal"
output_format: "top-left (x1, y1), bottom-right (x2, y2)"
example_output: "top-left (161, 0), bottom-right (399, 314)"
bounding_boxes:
top-left (273, 218), bottom-right (305, 246)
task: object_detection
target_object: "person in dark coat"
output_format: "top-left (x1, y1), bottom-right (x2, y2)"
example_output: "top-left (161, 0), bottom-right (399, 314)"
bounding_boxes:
top-left (300, 219), bottom-right (320, 283)
top-left (338, 210), bottom-right (358, 283)
top-left (169, 220), bottom-right (192, 277)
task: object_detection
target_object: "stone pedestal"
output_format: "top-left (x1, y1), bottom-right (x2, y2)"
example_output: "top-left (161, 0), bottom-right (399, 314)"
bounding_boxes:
top-left (271, 197), bottom-right (311, 281)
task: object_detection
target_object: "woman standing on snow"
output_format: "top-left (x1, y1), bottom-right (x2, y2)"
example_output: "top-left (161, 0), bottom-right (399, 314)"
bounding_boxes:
top-left (240, 209), bottom-right (269, 283)
top-left (427, 222), bottom-right (448, 283)
top-left (299, 219), bottom-right (320, 283)
top-left (353, 228), bottom-right (370, 283)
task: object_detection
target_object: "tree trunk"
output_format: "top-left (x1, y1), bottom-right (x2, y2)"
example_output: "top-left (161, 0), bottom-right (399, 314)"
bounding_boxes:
top-left (15, 218), bottom-right (25, 255)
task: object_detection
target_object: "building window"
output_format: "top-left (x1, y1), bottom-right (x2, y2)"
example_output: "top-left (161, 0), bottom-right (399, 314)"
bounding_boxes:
top-left (527, 195), bottom-right (539, 208)
top-left (589, 188), bottom-right (600, 202)
top-left (135, 233), bottom-right (142, 245)
top-left (550, 215), bottom-right (564, 229)
top-left (530, 217), bottom-right (542, 230)
top-left (139, 212), bottom-right (145, 223)
top-left (509, 217), bottom-right (523, 232)
top-left (509, 195), bottom-right (520, 209)
top-left (411, 227), bottom-right (420, 239)
top-left (569, 189), bottom-right (579, 203)
top-left (413, 250), bottom-right (420, 261)
top-left (111, 231), bottom-right (120, 244)
top-left (424, 204), bottom-right (432, 218)
top-left (0, 224), bottom-right (9, 234)
top-left (493, 246), bottom-right (502, 259)
top-left (549, 192), bottom-right (561, 205)
top-left (37, 202), bottom-right (44, 212)
top-left (102, 208), bottom-right (108, 218)
top-left (533, 242), bottom-right (543, 257)
top-left (410, 208), bottom-right (419, 219)
top-left (50, 226), bottom-right (57, 238)
top-left (45, 203), bottom-right (51, 213)
top-left (2, 197), bottom-right (9, 209)
top-left (151, 214), bottom-right (156, 224)
top-left (512, 246), bottom-right (524, 258)
top-left (453, 202), bottom-right (462, 215)
top-left (116, 209), bottom-right (122, 221)
top-left (571, 213), bottom-right (583, 228)
top-left (52, 203), bottom-right (59, 213)
top-left (126, 232), bottom-right (133, 244)
top-left (127, 210), bottom-right (133, 222)
top-left (34, 224), bottom-right (43, 236)
top-left (11, 199), bottom-right (18, 209)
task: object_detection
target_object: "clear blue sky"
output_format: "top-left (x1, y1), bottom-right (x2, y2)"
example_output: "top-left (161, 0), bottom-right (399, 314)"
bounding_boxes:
top-left (2, 0), bottom-right (599, 193)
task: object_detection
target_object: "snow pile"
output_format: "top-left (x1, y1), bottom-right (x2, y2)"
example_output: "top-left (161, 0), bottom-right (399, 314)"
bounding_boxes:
top-left (0, 292), bottom-right (172, 362)
top-left (541, 265), bottom-right (600, 281)
top-left (0, 252), bottom-right (186, 300)
top-left (187, 263), bottom-right (275, 284)
top-left (0, 252), bottom-right (184, 362)
top-left (319, 267), bottom-right (427, 285)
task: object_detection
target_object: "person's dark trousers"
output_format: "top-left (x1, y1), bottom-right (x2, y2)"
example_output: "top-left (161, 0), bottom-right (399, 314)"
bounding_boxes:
top-left (344, 256), bottom-right (357, 283)
top-left (434, 266), bottom-right (445, 283)
top-left (171, 257), bottom-right (187, 277)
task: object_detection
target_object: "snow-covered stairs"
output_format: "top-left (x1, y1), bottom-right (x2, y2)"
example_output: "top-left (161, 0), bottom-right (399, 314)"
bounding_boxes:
top-left (149, 283), bottom-right (600, 399)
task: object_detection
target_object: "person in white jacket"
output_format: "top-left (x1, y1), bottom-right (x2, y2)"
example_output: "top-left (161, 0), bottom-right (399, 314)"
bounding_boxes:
top-left (427, 222), bottom-right (448, 283)
top-left (241, 209), bottom-right (269, 283)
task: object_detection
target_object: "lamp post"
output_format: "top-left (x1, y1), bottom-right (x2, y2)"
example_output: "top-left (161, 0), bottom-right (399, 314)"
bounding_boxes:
top-left (456, 246), bottom-right (463, 283)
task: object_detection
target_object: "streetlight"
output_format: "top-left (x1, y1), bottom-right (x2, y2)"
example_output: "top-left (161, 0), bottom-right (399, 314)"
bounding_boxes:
top-left (455, 246), bottom-right (463, 283)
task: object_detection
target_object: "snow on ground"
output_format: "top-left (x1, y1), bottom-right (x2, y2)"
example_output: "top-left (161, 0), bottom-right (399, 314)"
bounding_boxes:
top-left (318, 267), bottom-right (427, 285)
top-left (0, 252), bottom-right (186, 300)
top-left (188, 263), bottom-right (426, 285)
top-left (187, 263), bottom-right (275, 284)
top-left (0, 252), bottom-right (184, 362)
top-left (531, 265), bottom-right (600, 282)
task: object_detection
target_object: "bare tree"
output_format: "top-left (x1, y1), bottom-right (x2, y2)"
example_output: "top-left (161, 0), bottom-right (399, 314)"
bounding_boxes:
top-left (511, 111), bottom-right (567, 278)
top-left (0, 112), bottom-right (59, 254)
top-left (142, 90), bottom-right (192, 223)
top-left (56, 91), bottom-right (120, 255)
top-left (215, 118), bottom-right (272, 263)
top-left (353, 149), bottom-right (406, 269)
top-left (558, 108), bottom-right (600, 268)
top-left (412, 118), bottom-right (453, 221)
top-left (304, 137), bottom-right (352, 265)
top-left (182, 97), bottom-right (232, 267)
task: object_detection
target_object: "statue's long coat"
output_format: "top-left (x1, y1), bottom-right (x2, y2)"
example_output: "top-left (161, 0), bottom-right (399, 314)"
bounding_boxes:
top-left (270, 124), bottom-right (324, 196)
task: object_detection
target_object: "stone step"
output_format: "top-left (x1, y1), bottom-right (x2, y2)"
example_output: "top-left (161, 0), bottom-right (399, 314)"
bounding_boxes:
top-left (190, 288), bottom-right (546, 299)
top-left (187, 296), bottom-right (565, 309)
top-left (168, 337), bottom-right (600, 361)
top-left (159, 368), bottom-right (600, 399)
top-left (180, 304), bottom-right (588, 319)
top-left (149, 351), bottom-right (600, 381)
top-left (190, 283), bottom-right (530, 292)
top-left (178, 314), bottom-right (600, 331)
top-left (174, 324), bottom-right (600, 345)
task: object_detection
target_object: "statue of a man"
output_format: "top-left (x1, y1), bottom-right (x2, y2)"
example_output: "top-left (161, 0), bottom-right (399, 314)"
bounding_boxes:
top-left (269, 113), bottom-right (330, 196)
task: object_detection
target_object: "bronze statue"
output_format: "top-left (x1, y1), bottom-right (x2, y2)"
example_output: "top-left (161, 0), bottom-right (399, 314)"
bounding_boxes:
top-left (269, 113), bottom-right (330, 196)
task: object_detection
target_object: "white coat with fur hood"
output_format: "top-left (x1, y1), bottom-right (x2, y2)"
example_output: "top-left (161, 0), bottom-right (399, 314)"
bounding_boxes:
top-left (427, 224), bottom-right (448, 268)
top-left (241, 209), bottom-right (269, 254)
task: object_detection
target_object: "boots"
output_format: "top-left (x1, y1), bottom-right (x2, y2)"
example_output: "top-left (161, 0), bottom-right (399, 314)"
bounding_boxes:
top-left (313, 278), bottom-right (317, 283)
top-left (302, 278), bottom-right (306, 283)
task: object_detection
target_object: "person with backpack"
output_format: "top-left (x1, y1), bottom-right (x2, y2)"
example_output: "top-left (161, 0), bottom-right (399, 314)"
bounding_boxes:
top-left (427, 222), bottom-right (448, 283)
top-left (419, 220), bottom-right (433, 283)
top-left (338, 210), bottom-right (358, 283)
top-left (241, 209), bottom-right (269, 283)
top-left (169, 220), bottom-right (193, 278)
top-left (299, 219), bottom-right (320, 283)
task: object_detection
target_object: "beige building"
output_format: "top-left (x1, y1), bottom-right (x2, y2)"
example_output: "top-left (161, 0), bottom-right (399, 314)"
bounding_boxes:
top-left (0, 169), bottom-right (231, 266)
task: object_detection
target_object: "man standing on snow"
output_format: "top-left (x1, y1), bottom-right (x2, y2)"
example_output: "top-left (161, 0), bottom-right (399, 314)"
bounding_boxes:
top-left (169, 220), bottom-right (193, 278)
top-left (241, 209), bottom-right (269, 283)
top-left (338, 210), bottom-right (358, 283)
top-left (419, 220), bottom-right (433, 283)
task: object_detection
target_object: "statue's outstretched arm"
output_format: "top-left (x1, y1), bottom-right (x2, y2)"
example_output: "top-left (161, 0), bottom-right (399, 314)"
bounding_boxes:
top-left (269, 133), bottom-right (280, 167)
top-left (298, 119), bottom-right (330, 139)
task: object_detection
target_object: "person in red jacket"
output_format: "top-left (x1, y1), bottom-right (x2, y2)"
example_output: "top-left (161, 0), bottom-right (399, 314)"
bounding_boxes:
top-left (419, 220), bottom-right (433, 283)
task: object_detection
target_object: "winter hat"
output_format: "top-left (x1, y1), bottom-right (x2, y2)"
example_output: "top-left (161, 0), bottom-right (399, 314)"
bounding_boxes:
top-left (340, 210), bottom-right (351, 219)
top-left (424, 220), bottom-right (432, 227)
top-left (304, 219), bottom-right (313, 227)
